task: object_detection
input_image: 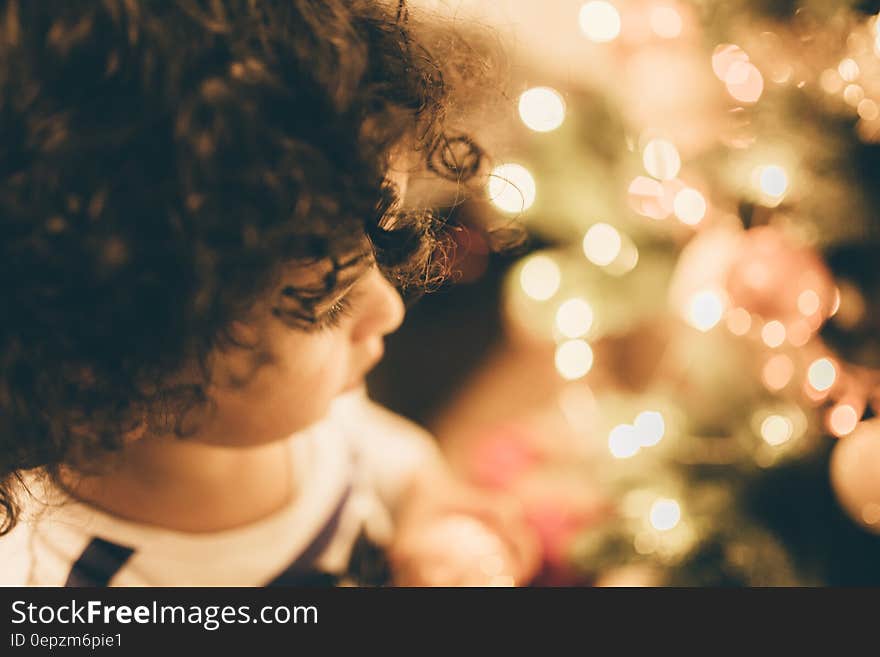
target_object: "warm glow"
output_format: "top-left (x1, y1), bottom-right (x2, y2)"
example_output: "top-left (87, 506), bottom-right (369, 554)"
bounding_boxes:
top-left (797, 289), bottom-right (821, 316)
top-left (642, 139), bottom-right (681, 181)
top-left (555, 339), bottom-right (594, 380)
top-left (635, 411), bottom-right (665, 447)
top-left (518, 87), bottom-right (566, 132)
top-left (760, 414), bottom-right (793, 446)
top-left (787, 320), bottom-right (812, 348)
top-left (608, 243), bottom-right (639, 276)
top-left (556, 298), bottom-right (595, 338)
top-left (761, 320), bottom-right (786, 348)
top-left (726, 307), bottom-right (752, 336)
top-left (820, 68), bottom-right (844, 94)
top-left (831, 287), bottom-right (841, 316)
top-left (649, 6), bottom-right (682, 39)
top-left (579, 1), bottom-right (621, 43)
top-left (608, 424), bottom-right (640, 459)
top-left (673, 187), bottom-right (707, 225)
top-left (634, 531), bottom-right (658, 555)
top-left (628, 176), bottom-right (669, 220)
top-left (807, 358), bottom-right (836, 391)
top-left (838, 58), bottom-right (860, 82)
top-left (488, 163), bottom-right (536, 214)
top-left (712, 44), bottom-right (749, 81)
top-left (858, 99), bottom-right (880, 121)
top-left (725, 62), bottom-right (764, 103)
top-left (762, 354), bottom-right (794, 391)
top-left (757, 165), bottom-right (789, 199)
top-left (844, 84), bottom-right (865, 106)
top-left (583, 223), bottom-right (622, 266)
top-left (828, 404), bottom-right (859, 437)
top-left (686, 290), bottom-right (725, 332)
top-left (520, 255), bottom-right (561, 301)
top-left (649, 499), bottom-right (681, 531)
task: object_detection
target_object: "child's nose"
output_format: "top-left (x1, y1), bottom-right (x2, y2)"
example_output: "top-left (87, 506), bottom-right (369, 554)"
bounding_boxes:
top-left (351, 268), bottom-right (405, 341)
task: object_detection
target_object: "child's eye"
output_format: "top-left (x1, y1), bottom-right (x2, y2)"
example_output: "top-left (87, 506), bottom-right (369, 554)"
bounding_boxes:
top-left (306, 296), bottom-right (353, 333)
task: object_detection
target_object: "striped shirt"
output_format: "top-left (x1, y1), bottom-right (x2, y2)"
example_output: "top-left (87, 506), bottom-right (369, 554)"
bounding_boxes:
top-left (0, 391), bottom-right (439, 586)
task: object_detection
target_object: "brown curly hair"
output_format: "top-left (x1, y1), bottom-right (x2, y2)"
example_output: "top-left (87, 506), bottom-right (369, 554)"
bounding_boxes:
top-left (0, 0), bottom-right (491, 534)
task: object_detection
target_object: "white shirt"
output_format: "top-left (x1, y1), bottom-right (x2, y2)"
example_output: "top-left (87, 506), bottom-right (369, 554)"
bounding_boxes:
top-left (0, 391), bottom-right (439, 586)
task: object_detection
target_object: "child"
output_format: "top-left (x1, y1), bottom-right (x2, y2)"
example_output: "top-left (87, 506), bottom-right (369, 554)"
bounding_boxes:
top-left (0, 0), bottom-right (539, 586)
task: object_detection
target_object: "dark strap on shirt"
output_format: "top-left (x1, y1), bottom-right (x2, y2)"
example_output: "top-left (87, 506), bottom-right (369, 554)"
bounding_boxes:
top-left (266, 484), bottom-right (353, 586)
top-left (65, 537), bottom-right (135, 587)
top-left (266, 483), bottom-right (393, 587)
top-left (63, 484), bottom-right (391, 586)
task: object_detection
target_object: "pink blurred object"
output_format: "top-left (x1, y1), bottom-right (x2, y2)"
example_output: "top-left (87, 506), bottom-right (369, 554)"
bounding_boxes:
top-left (465, 421), bottom-right (612, 585)
top-left (725, 226), bottom-right (834, 329)
top-left (468, 424), bottom-right (543, 489)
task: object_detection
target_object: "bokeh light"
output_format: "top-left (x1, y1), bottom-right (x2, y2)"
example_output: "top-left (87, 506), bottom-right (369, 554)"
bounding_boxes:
top-left (579, 1), bottom-right (622, 43)
top-left (838, 58), bottom-right (860, 82)
top-left (762, 354), bottom-right (794, 391)
top-left (649, 499), bottom-right (681, 531)
top-left (556, 298), bottom-right (595, 338)
top-left (797, 289), bottom-right (821, 316)
top-left (725, 61), bottom-right (764, 103)
top-left (726, 307), bottom-right (752, 336)
top-left (555, 339), bottom-right (594, 380)
top-left (642, 139), bottom-right (681, 180)
top-left (673, 187), bottom-right (707, 225)
top-left (520, 255), bottom-right (561, 301)
top-left (583, 223), bottom-right (622, 266)
top-left (628, 176), bottom-right (670, 219)
top-left (760, 414), bottom-right (794, 446)
top-left (607, 242), bottom-right (639, 276)
top-left (686, 290), bottom-right (725, 332)
top-left (857, 99), bottom-right (880, 121)
top-left (609, 424), bottom-right (640, 459)
top-left (518, 87), bottom-right (566, 132)
top-left (712, 44), bottom-right (749, 81)
top-left (828, 404), bottom-right (859, 437)
top-left (649, 6), bottom-right (683, 39)
top-left (807, 358), bottom-right (836, 392)
top-left (635, 411), bottom-right (665, 447)
top-left (820, 68), bottom-right (844, 94)
top-left (761, 320), bottom-right (786, 348)
top-left (756, 164), bottom-right (789, 200)
top-left (787, 320), bottom-right (812, 348)
top-left (488, 163), bottom-right (536, 213)
top-left (844, 84), bottom-right (864, 106)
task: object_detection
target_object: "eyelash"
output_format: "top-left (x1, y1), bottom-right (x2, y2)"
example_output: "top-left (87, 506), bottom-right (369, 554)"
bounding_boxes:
top-left (306, 296), bottom-right (353, 332)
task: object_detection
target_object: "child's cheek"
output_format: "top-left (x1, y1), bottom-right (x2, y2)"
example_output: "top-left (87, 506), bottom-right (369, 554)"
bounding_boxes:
top-left (194, 336), bottom-right (352, 446)
top-left (279, 336), bottom-right (353, 423)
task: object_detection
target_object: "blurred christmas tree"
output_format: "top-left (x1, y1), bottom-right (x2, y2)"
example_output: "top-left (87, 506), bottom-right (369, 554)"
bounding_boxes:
top-left (429, 0), bottom-right (880, 585)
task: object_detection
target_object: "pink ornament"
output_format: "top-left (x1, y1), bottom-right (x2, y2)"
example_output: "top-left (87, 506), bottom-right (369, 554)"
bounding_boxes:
top-left (468, 424), bottom-right (542, 489)
top-left (830, 418), bottom-right (880, 534)
top-left (725, 227), bottom-right (834, 333)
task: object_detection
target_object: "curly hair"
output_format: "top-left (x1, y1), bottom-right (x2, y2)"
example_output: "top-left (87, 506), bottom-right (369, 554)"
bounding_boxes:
top-left (0, 0), bottom-right (490, 534)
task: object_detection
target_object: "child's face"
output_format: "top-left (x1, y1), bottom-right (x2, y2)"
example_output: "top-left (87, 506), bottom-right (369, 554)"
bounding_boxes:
top-left (189, 263), bottom-right (405, 447)
top-left (171, 168), bottom-right (412, 448)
